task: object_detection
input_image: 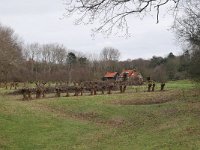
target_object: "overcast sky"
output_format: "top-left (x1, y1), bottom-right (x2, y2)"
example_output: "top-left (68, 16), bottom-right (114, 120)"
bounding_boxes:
top-left (0, 0), bottom-right (182, 60)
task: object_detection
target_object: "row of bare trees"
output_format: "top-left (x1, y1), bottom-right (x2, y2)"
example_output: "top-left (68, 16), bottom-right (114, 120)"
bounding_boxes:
top-left (0, 21), bottom-right (197, 83)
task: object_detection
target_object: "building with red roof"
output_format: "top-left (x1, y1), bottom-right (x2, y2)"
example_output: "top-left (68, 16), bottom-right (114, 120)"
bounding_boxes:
top-left (103, 72), bottom-right (119, 81)
top-left (102, 69), bottom-right (143, 84)
top-left (120, 69), bottom-right (143, 85)
top-left (120, 70), bottom-right (137, 78)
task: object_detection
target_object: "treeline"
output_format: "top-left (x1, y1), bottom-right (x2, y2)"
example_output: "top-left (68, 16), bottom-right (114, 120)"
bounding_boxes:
top-left (0, 23), bottom-right (198, 83)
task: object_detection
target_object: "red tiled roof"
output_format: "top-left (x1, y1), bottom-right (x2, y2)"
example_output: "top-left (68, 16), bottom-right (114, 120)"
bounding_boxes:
top-left (120, 70), bottom-right (136, 77)
top-left (104, 72), bottom-right (118, 78)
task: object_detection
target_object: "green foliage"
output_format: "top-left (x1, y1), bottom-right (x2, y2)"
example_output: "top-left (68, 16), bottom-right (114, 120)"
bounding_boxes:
top-left (67, 52), bottom-right (77, 65)
top-left (78, 57), bottom-right (88, 65)
top-left (149, 56), bottom-right (166, 68)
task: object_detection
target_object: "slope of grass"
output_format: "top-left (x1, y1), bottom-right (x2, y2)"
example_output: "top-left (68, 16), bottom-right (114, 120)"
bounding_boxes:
top-left (0, 80), bottom-right (199, 149)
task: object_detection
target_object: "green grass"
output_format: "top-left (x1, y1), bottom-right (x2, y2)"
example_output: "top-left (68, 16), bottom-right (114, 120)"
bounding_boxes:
top-left (166, 80), bottom-right (196, 90)
top-left (0, 80), bottom-right (200, 149)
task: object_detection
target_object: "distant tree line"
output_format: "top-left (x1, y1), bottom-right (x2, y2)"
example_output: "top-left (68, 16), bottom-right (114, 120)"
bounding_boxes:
top-left (0, 22), bottom-right (199, 83)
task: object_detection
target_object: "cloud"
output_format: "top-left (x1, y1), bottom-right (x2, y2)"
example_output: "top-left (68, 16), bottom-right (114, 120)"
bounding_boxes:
top-left (0, 0), bottom-right (181, 60)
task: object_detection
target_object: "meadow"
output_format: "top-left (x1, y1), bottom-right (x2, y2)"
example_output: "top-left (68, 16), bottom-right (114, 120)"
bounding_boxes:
top-left (0, 80), bottom-right (199, 150)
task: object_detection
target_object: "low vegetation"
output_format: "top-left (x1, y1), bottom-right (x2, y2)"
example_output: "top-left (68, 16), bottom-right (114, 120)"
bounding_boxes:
top-left (0, 80), bottom-right (199, 149)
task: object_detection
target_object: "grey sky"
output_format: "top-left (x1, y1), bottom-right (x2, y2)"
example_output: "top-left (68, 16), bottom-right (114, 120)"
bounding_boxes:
top-left (0, 0), bottom-right (181, 60)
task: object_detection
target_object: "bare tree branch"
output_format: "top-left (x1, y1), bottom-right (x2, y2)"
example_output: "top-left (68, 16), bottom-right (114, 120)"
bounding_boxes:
top-left (63, 0), bottom-right (187, 36)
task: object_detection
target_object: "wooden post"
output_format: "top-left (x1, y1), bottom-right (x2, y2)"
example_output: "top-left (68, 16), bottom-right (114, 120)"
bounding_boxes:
top-left (148, 83), bottom-right (152, 92)
top-left (55, 88), bottom-right (61, 97)
top-left (120, 85), bottom-right (123, 93)
top-left (152, 82), bottom-right (155, 92)
top-left (28, 89), bottom-right (32, 100)
top-left (107, 85), bottom-right (112, 94)
top-left (122, 85), bottom-right (127, 93)
top-left (22, 89), bottom-right (28, 100)
top-left (161, 83), bottom-right (165, 91)
top-left (66, 87), bottom-right (69, 97)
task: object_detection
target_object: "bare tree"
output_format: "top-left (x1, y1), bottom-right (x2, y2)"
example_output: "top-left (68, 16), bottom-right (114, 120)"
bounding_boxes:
top-left (174, 1), bottom-right (200, 47)
top-left (174, 1), bottom-right (200, 81)
top-left (63, 0), bottom-right (187, 35)
top-left (0, 23), bottom-right (23, 82)
top-left (24, 43), bottom-right (41, 61)
top-left (54, 45), bottom-right (67, 64)
top-left (100, 47), bottom-right (120, 61)
top-left (42, 44), bottom-right (51, 63)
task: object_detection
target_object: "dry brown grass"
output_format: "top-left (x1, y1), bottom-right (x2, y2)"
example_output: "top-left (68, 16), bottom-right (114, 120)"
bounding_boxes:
top-left (111, 91), bottom-right (180, 105)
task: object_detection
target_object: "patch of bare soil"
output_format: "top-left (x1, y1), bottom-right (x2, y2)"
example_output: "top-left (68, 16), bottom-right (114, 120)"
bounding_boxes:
top-left (69, 112), bottom-right (100, 121)
top-left (70, 112), bottom-right (125, 127)
top-left (176, 126), bottom-right (200, 137)
top-left (161, 108), bottom-right (179, 115)
top-left (112, 95), bottom-right (177, 105)
top-left (111, 89), bottom-right (200, 106)
top-left (97, 117), bottom-right (125, 127)
top-left (184, 127), bottom-right (200, 135)
top-left (0, 137), bottom-right (8, 149)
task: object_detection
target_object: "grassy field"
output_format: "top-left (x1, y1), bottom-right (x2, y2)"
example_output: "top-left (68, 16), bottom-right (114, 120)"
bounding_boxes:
top-left (0, 80), bottom-right (200, 149)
